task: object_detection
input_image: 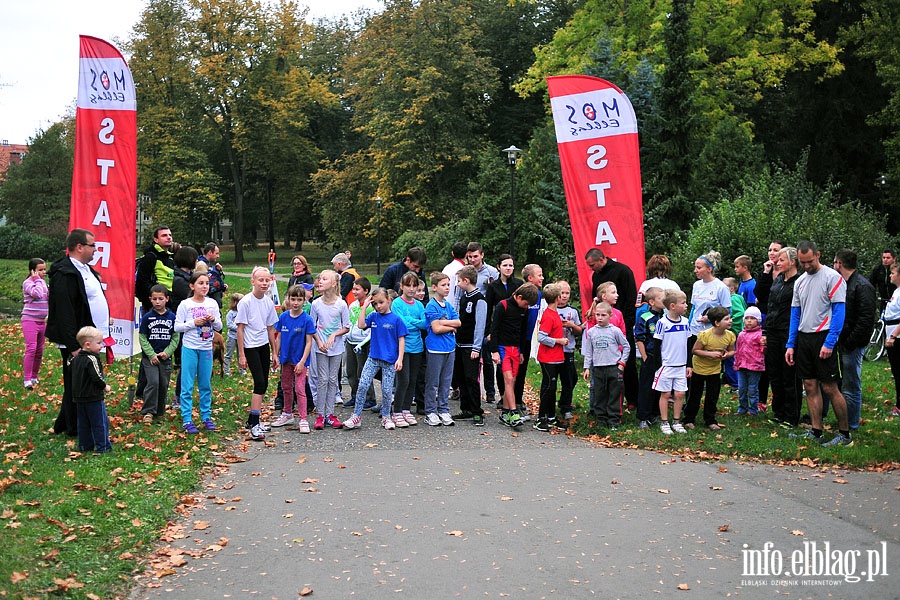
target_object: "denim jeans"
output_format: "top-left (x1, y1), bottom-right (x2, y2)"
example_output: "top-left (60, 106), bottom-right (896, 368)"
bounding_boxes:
top-left (738, 369), bottom-right (762, 414)
top-left (355, 357), bottom-right (395, 418)
top-left (839, 346), bottom-right (864, 429)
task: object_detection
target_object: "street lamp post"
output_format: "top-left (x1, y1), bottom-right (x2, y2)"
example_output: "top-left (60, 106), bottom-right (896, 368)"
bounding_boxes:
top-left (376, 197), bottom-right (383, 275)
top-left (502, 145), bottom-right (523, 256)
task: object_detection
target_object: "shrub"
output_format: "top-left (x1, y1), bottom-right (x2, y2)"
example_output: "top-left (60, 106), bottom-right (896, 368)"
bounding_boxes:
top-left (671, 156), bottom-right (896, 288)
top-left (0, 225), bottom-right (66, 262)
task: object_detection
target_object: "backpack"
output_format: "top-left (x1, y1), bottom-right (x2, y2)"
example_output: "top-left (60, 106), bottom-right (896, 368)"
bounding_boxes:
top-left (134, 254), bottom-right (158, 301)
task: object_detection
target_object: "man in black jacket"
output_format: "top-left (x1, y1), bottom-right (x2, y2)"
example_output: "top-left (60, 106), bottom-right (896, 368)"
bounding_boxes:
top-left (47, 229), bottom-right (110, 436)
top-left (135, 226), bottom-right (176, 311)
top-left (869, 249), bottom-right (896, 310)
top-left (834, 249), bottom-right (876, 430)
top-left (585, 248), bottom-right (638, 408)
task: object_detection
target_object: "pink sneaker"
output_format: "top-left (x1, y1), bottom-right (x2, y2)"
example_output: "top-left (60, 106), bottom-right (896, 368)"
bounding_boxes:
top-left (392, 413), bottom-right (409, 428)
top-left (326, 414), bottom-right (343, 429)
top-left (314, 414), bottom-right (325, 430)
top-left (402, 411), bottom-right (418, 426)
top-left (271, 413), bottom-right (294, 427)
top-left (382, 416), bottom-right (396, 430)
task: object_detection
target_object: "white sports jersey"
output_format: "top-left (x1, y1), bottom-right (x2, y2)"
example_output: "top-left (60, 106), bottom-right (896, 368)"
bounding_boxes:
top-left (653, 314), bottom-right (691, 367)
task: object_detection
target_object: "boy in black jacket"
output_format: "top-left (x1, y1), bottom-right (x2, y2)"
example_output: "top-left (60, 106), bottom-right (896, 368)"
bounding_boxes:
top-left (71, 326), bottom-right (112, 454)
top-left (489, 283), bottom-right (539, 427)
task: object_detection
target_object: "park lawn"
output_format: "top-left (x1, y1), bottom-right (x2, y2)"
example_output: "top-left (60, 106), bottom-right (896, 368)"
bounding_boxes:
top-left (0, 320), bottom-right (260, 599)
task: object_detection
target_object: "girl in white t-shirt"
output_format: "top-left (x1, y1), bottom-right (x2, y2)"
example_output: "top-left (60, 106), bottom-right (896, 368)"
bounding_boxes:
top-left (237, 267), bottom-right (279, 441)
top-left (174, 272), bottom-right (223, 434)
top-left (310, 269), bottom-right (350, 430)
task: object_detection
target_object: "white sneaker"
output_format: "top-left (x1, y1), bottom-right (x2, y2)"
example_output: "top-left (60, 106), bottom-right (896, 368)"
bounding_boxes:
top-left (382, 417), bottom-right (396, 430)
top-left (438, 413), bottom-right (455, 427)
top-left (343, 414), bottom-right (362, 429)
top-left (672, 421), bottom-right (687, 434)
top-left (402, 411), bottom-right (418, 426)
top-left (249, 424), bottom-right (266, 441)
top-left (425, 413), bottom-right (441, 426)
top-left (271, 413), bottom-right (294, 427)
top-left (392, 413), bottom-right (409, 428)
top-left (660, 421), bottom-right (673, 436)
top-left (298, 419), bottom-right (310, 434)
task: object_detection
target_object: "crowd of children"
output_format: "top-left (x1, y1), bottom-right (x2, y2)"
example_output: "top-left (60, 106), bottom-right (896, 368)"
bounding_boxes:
top-left (46, 239), bottom-right (875, 452)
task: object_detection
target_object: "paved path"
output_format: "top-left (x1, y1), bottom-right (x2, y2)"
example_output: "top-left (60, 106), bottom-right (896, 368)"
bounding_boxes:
top-left (132, 402), bottom-right (899, 599)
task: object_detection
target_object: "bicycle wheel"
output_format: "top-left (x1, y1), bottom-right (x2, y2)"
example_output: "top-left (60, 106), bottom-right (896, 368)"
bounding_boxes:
top-left (864, 321), bottom-right (885, 362)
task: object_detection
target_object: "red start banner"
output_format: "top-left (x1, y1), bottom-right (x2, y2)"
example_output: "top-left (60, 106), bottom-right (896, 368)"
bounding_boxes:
top-left (71, 36), bottom-right (137, 357)
top-left (546, 75), bottom-right (645, 313)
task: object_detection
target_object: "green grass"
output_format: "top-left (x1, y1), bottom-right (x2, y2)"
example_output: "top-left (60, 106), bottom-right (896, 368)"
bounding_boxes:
top-left (0, 320), bottom-right (257, 598)
top-left (541, 354), bottom-right (900, 468)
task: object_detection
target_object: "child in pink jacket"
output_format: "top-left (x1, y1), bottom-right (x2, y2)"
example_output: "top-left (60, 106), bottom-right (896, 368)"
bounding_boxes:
top-left (734, 306), bottom-right (765, 415)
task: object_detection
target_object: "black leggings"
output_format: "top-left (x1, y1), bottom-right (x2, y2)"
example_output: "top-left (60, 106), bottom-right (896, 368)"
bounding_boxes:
top-left (244, 345), bottom-right (271, 395)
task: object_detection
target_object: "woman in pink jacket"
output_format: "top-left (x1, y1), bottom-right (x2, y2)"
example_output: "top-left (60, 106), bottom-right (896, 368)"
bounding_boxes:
top-left (22, 258), bottom-right (49, 390)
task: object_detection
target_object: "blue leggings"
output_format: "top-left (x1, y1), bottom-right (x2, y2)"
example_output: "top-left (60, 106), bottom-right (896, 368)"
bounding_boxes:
top-left (180, 346), bottom-right (213, 424)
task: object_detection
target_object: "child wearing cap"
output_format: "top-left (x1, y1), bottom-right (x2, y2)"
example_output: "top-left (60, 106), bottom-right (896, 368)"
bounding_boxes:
top-left (734, 305), bottom-right (766, 415)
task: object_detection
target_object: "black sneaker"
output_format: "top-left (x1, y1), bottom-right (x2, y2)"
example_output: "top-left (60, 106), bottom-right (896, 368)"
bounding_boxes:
top-left (452, 411), bottom-right (475, 420)
top-left (472, 414), bottom-right (485, 427)
top-left (533, 418), bottom-right (550, 432)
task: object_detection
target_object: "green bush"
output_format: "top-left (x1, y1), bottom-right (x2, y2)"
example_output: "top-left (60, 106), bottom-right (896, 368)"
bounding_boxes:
top-left (671, 157), bottom-right (896, 289)
top-left (0, 225), bottom-right (66, 262)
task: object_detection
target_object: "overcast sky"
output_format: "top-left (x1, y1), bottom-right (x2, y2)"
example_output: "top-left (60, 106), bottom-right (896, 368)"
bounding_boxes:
top-left (0, 0), bottom-right (381, 145)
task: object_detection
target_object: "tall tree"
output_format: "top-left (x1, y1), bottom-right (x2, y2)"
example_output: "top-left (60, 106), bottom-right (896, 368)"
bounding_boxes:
top-left (333, 0), bottom-right (499, 245)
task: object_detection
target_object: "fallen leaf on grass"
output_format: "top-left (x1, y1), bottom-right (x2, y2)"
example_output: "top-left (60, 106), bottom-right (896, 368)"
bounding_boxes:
top-left (10, 571), bottom-right (27, 584)
top-left (53, 577), bottom-right (84, 591)
top-left (132, 517), bottom-right (143, 527)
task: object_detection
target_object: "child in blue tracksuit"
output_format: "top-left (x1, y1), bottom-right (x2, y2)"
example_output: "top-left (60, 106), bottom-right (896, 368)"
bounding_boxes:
top-left (634, 287), bottom-right (665, 428)
top-left (424, 272), bottom-right (461, 426)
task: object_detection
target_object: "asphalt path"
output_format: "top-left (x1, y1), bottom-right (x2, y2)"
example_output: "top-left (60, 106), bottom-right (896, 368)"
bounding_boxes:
top-left (131, 395), bottom-right (899, 600)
